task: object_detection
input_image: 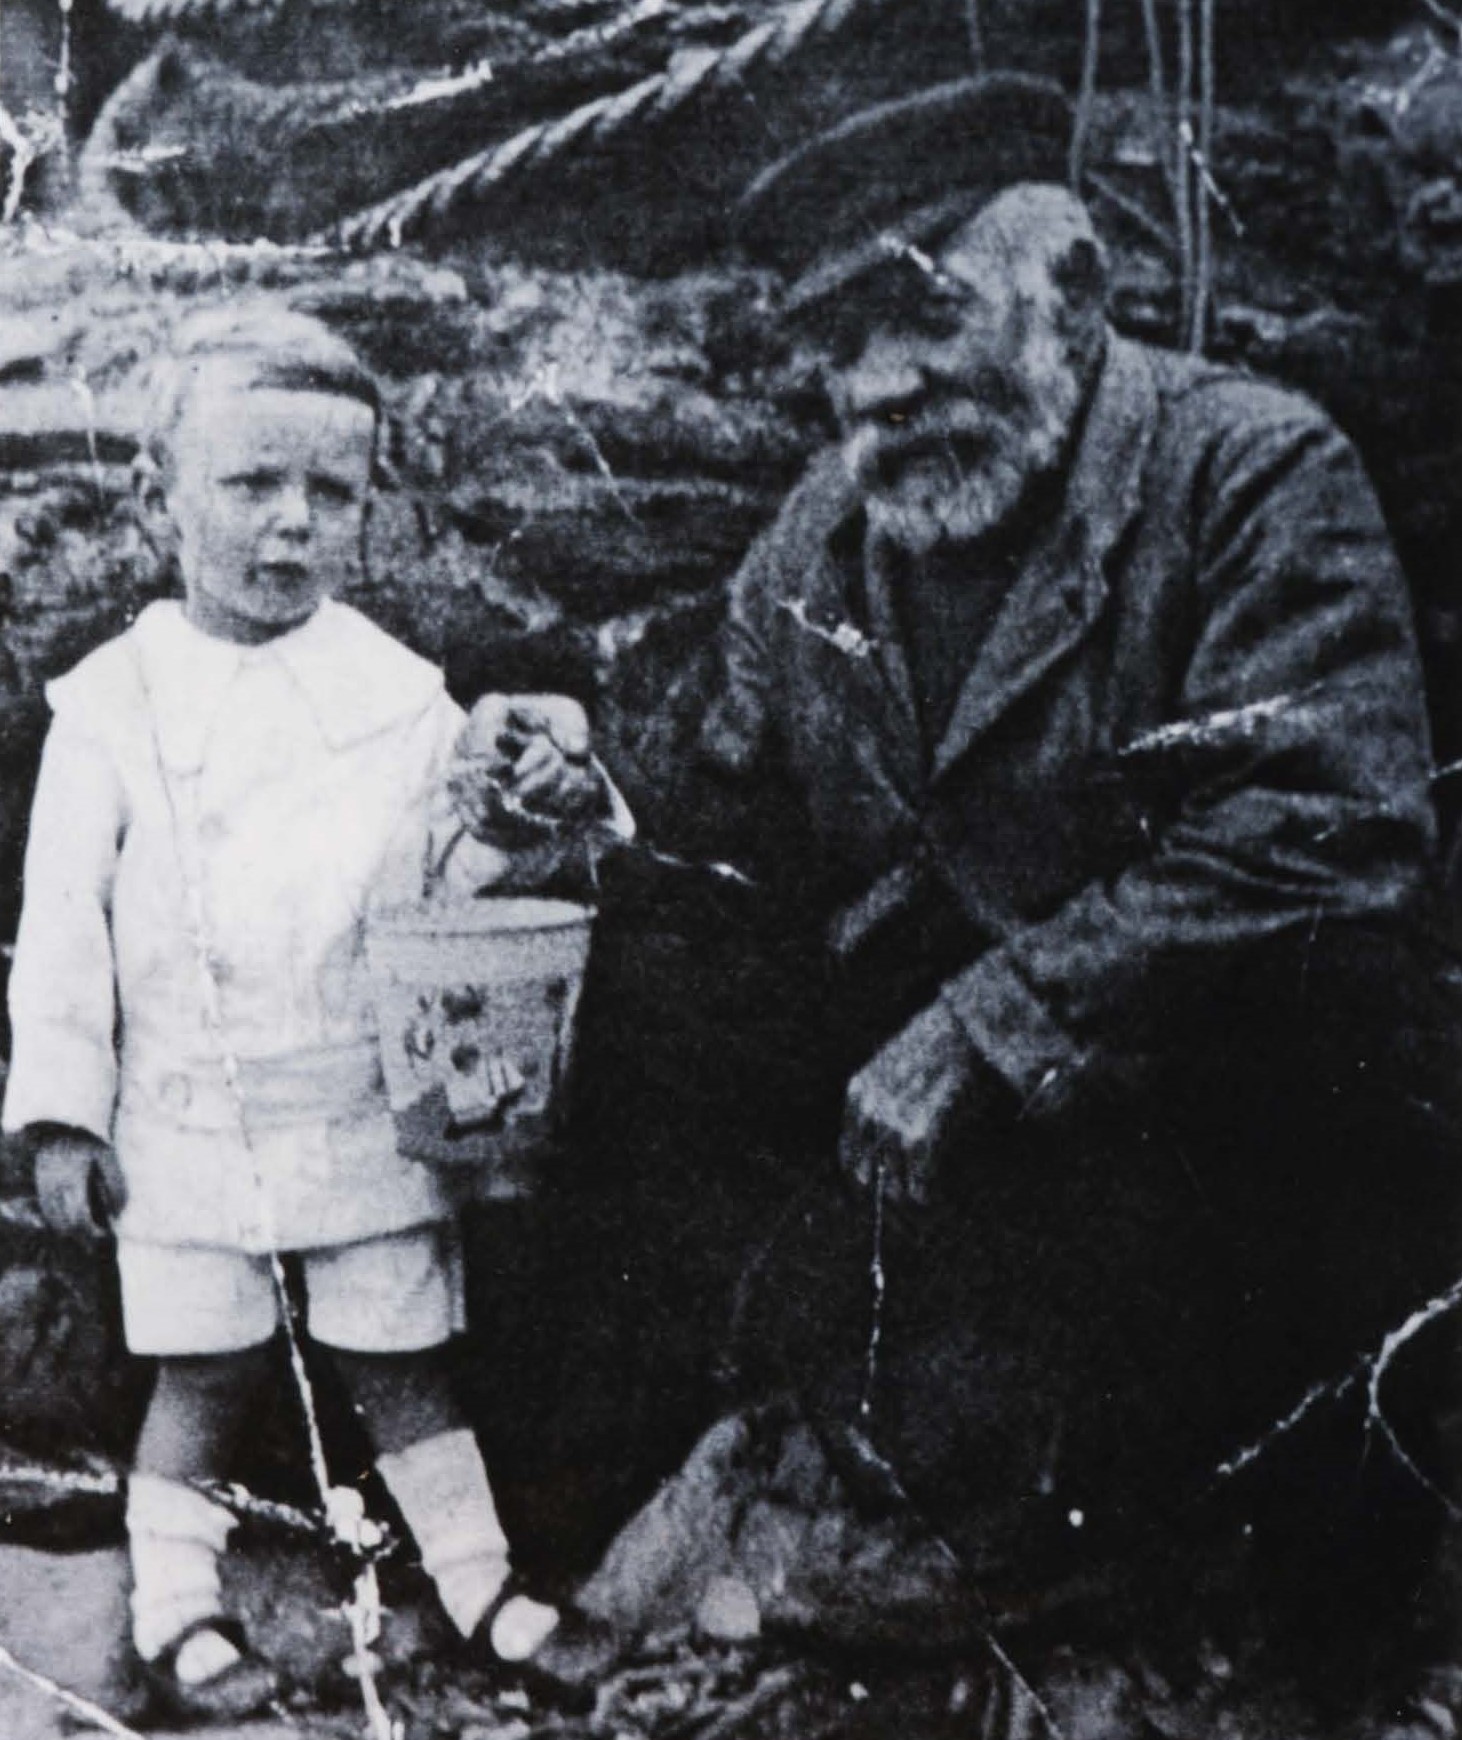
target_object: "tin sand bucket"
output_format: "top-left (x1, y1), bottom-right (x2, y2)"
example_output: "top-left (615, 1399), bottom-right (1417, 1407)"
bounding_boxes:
top-left (367, 897), bottom-right (595, 1198)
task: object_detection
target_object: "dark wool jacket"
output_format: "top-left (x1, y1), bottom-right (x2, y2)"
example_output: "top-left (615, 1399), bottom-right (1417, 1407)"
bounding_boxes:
top-left (703, 333), bottom-right (1440, 1125)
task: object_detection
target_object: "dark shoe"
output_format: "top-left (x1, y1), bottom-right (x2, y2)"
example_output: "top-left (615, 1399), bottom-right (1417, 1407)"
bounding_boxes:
top-left (474, 1574), bottom-right (621, 1713)
top-left (138, 1616), bottom-right (282, 1726)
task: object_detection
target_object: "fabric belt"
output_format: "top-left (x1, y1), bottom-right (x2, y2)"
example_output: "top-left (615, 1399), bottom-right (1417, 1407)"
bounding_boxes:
top-left (119, 1039), bottom-right (387, 1132)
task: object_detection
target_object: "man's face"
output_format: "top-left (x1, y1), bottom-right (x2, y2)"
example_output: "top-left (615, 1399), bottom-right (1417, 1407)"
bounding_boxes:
top-left (162, 360), bottom-right (376, 644)
top-left (826, 223), bottom-right (1087, 556)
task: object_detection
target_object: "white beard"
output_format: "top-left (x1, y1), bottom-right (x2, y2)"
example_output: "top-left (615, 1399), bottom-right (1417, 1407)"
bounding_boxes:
top-left (864, 445), bottom-right (1034, 555)
top-left (852, 346), bottom-right (1084, 556)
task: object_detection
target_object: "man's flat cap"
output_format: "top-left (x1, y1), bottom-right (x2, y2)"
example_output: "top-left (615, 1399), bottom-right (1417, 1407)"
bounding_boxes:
top-left (733, 74), bottom-right (1072, 314)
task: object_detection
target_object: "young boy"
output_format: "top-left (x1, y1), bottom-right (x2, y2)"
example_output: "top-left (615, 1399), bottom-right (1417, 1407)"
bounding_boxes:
top-left (2, 304), bottom-right (616, 1722)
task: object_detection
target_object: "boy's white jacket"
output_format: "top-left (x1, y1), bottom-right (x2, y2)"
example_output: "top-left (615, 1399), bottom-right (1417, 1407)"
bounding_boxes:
top-left (2, 599), bottom-right (625, 1251)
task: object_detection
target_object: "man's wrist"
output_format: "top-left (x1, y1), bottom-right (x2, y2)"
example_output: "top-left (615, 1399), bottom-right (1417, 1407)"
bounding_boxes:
top-left (934, 992), bottom-right (1023, 1125)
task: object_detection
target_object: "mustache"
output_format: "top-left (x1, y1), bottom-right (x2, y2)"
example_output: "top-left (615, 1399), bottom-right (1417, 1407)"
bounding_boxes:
top-left (845, 362), bottom-right (1039, 484)
top-left (868, 425), bottom-right (995, 488)
top-left (852, 404), bottom-right (1011, 491)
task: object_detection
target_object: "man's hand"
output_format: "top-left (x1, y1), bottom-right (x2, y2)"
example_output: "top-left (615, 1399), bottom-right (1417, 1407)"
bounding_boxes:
top-left (33, 1130), bottom-right (126, 1241)
top-left (839, 998), bottom-right (975, 1206)
top-left (457, 694), bottom-right (604, 838)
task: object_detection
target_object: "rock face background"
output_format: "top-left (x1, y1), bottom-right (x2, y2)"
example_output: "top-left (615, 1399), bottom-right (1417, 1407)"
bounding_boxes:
top-left (2, 0), bottom-right (1462, 1568)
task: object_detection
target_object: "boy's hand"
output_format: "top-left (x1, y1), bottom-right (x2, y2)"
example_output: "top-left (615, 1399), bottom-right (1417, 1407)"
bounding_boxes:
top-left (457, 694), bottom-right (605, 836)
top-left (33, 1130), bottom-right (126, 1241)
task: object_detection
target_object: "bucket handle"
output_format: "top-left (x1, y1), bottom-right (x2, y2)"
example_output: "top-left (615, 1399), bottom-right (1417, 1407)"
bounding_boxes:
top-left (424, 760), bottom-right (601, 903)
top-left (423, 820), bottom-right (471, 902)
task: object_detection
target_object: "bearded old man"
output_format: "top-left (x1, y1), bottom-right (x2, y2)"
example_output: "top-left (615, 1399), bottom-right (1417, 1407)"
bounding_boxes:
top-left (556, 75), bottom-right (1462, 1705)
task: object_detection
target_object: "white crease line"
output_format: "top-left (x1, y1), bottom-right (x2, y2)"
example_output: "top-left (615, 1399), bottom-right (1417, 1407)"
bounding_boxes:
top-left (0, 1642), bottom-right (146, 1739)
top-left (1119, 692), bottom-right (1305, 756)
top-left (1215, 1373), bottom-right (1359, 1480)
top-left (1215, 1271), bottom-right (1462, 1503)
top-left (776, 597), bottom-right (876, 660)
top-left (1365, 1274), bottom-right (1462, 1520)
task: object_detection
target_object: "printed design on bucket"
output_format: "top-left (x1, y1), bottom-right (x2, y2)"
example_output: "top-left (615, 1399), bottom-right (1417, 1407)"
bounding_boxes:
top-left (367, 897), bottom-right (595, 1189)
top-left (400, 975), bottom-right (573, 1133)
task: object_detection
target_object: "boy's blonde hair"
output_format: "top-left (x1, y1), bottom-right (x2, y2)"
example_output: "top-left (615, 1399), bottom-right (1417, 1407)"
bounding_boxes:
top-left (138, 301), bottom-right (383, 481)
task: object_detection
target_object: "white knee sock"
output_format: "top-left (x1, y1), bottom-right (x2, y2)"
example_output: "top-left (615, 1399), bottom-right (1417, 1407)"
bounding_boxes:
top-left (376, 1427), bottom-right (516, 1638)
top-left (127, 1474), bottom-right (237, 1669)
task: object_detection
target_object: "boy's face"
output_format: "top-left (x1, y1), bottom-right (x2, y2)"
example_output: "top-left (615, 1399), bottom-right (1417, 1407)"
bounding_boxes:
top-left (163, 361), bottom-right (376, 643)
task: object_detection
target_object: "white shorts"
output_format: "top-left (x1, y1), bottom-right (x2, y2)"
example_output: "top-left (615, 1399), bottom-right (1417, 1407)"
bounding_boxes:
top-left (116, 1222), bottom-right (466, 1357)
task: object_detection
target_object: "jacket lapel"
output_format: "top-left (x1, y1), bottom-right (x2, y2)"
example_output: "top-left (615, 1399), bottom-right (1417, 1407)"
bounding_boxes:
top-left (930, 336), bottom-right (1157, 784)
top-left (811, 506), bottom-right (926, 801)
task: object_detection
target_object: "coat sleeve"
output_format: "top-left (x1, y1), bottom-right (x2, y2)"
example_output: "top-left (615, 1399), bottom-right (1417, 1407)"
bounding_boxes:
top-left (2, 714), bottom-right (125, 1140)
top-left (938, 407), bottom-right (1438, 1115)
top-left (690, 493), bottom-right (840, 892)
top-left (702, 515), bottom-right (783, 780)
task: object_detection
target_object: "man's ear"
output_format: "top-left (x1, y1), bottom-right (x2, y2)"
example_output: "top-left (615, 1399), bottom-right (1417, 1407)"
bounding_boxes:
top-left (1052, 235), bottom-right (1108, 312)
top-left (1049, 233), bottom-right (1109, 361)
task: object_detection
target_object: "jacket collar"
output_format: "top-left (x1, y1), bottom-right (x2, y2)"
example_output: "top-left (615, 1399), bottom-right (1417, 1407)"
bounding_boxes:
top-left (130, 598), bottom-right (444, 772)
top-left (823, 332), bottom-right (1157, 785)
top-left (931, 334), bottom-right (1155, 781)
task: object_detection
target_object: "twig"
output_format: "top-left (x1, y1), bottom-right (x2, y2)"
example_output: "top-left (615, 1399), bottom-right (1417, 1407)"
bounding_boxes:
top-left (965, 0), bottom-right (984, 70)
top-left (1189, 0), bottom-right (1216, 353)
top-left (691, 1666), bottom-right (804, 1740)
top-left (1069, 0), bottom-right (1103, 190)
top-left (1182, 131), bottom-right (1246, 238)
top-left (1419, 0), bottom-right (1462, 50)
top-left (1139, 0), bottom-right (1181, 215)
top-left (1175, 0), bottom-right (1197, 342)
top-left (1086, 170), bottom-right (1178, 258)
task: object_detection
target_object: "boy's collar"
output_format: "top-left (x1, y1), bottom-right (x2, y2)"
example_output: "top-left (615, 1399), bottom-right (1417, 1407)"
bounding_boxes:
top-left (132, 599), bottom-right (444, 769)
